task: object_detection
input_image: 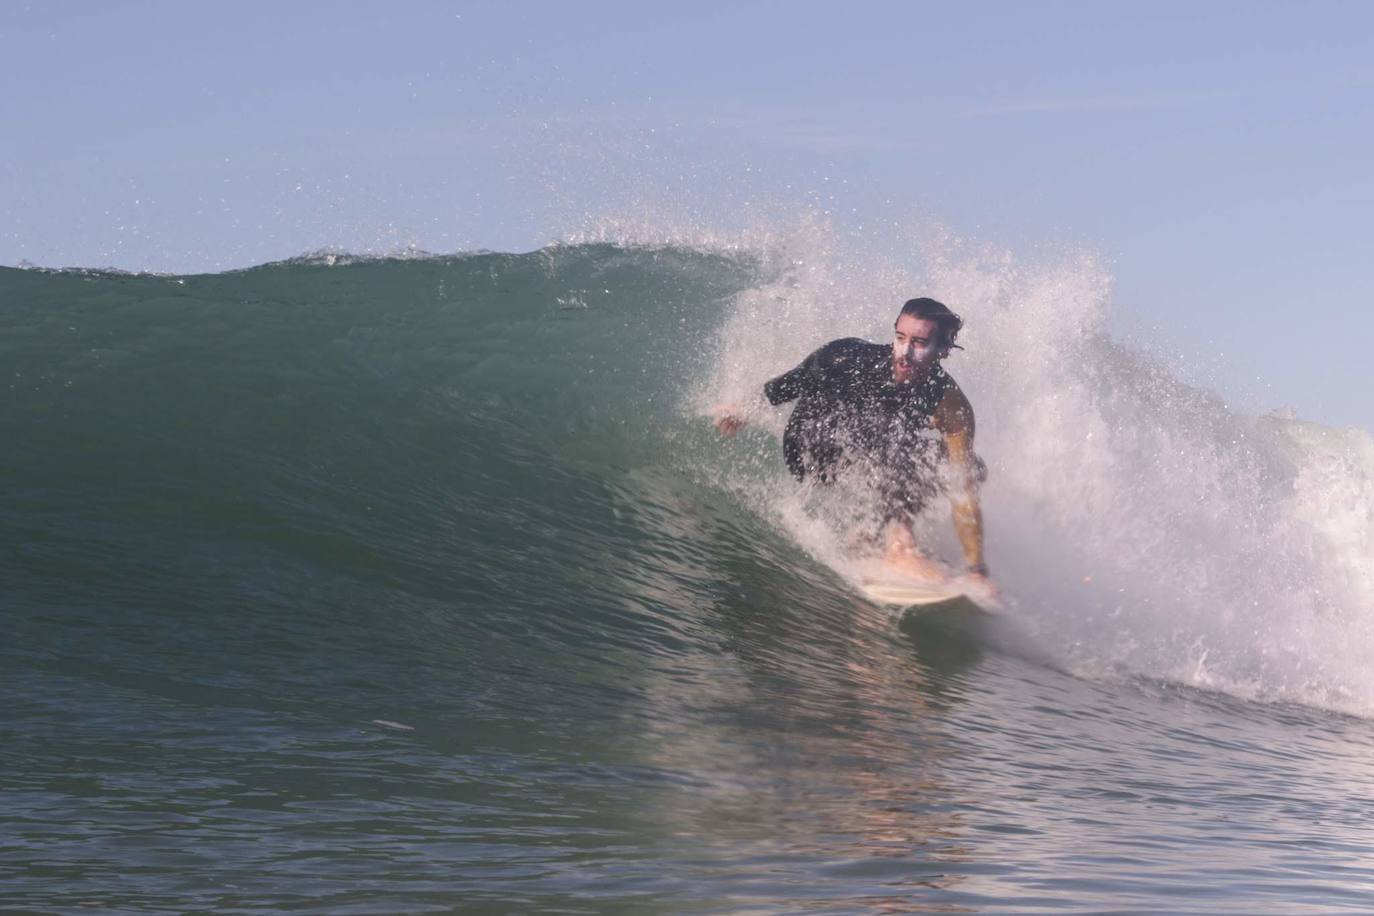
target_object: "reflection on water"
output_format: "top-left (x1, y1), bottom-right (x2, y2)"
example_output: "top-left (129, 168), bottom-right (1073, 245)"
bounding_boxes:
top-left (616, 498), bottom-right (991, 909)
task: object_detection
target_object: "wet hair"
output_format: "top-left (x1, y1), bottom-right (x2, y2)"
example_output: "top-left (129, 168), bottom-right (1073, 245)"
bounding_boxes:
top-left (896, 297), bottom-right (964, 350)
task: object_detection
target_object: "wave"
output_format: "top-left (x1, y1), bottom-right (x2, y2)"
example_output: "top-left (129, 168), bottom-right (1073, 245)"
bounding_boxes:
top-left (3, 230), bottom-right (1371, 717)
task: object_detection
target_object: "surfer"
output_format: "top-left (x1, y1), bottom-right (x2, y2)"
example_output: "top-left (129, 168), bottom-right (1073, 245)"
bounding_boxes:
top-left (714, 297), bottom-right (991, 587)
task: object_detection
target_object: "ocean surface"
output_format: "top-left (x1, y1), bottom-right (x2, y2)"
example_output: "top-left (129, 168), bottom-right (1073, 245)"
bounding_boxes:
top-left (4, 241), bottom-right (1374, 913)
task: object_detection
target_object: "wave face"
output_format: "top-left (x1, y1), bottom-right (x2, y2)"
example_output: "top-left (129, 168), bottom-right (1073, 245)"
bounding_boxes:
top-left (3, 244), bottom-right (769, 727)
top-left (5, 240), bottom-right (1374, 910)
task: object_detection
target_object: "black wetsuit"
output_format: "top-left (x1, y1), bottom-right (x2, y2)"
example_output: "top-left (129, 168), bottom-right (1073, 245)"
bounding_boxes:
top-left (764, 338), bottom-right (953, 524)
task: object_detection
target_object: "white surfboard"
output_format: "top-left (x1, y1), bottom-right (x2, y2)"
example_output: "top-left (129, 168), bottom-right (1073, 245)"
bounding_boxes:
top-left (859, 568), bottom-right (1000, 613)
top-left (861, 578), bottom-right (969, 607)
top-left (854, 558), bottom-right (999, 612)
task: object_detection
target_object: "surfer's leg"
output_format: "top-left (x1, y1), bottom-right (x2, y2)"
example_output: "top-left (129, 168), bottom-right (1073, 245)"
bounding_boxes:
top-left (881, 520), bottom-right (945, 581)
top-left (876, 483), bottom-right (944, 580)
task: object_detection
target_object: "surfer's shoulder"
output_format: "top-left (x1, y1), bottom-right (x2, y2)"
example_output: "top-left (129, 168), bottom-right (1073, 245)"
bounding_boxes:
top-left (933, 373), bottom-right (974, 434)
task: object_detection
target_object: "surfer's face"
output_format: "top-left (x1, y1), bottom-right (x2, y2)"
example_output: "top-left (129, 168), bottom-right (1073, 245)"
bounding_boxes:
top-left (893, 315), bottom-right (940, 382)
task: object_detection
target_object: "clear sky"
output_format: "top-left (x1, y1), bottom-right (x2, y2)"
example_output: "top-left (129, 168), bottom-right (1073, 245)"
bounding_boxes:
top-left (4, 1), bottom-right (1372, 430)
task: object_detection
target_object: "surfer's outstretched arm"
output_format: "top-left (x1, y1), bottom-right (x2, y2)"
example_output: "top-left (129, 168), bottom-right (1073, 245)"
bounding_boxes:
top-left (714, 343), bottom-right (832, 436)
top-left (934, 387), bottom-right (989, 579)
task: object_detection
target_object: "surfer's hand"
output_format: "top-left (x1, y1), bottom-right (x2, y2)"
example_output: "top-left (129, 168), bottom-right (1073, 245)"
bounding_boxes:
top-left (712, 405), bottom-right (747, 437)
top-left (714, 415), bottom-right (746, 437)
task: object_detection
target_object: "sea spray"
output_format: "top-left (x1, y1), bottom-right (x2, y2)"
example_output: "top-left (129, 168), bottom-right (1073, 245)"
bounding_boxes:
top-left (683, 221), bottom-right (1374, 714)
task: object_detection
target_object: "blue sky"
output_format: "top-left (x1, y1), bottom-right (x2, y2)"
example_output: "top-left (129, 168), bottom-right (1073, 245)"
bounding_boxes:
top-left (4, 1), bottom-right (1372, 429)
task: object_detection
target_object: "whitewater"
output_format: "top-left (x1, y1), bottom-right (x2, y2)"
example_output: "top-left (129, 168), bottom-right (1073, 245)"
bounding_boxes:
top-left (4, 223), bottom-right (1374, 912)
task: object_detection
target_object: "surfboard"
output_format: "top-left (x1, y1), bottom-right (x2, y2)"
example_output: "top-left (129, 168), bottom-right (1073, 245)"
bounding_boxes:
top-left (861, 578), bottom-right (969, 607)
top-left (860, 572), bottom-right (999, 614)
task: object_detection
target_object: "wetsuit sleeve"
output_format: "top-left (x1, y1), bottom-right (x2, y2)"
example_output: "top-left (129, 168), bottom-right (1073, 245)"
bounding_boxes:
top-left (763, 364), bottom-right (814, 405)
top-left (762, 339), bottom-right (857, 405)
top-left (763, 346), bottom-right (824, 405)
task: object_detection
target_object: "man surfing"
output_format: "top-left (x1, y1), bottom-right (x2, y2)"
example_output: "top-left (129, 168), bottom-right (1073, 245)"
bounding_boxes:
top-left (714, 297), bottom-right (992, 591)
